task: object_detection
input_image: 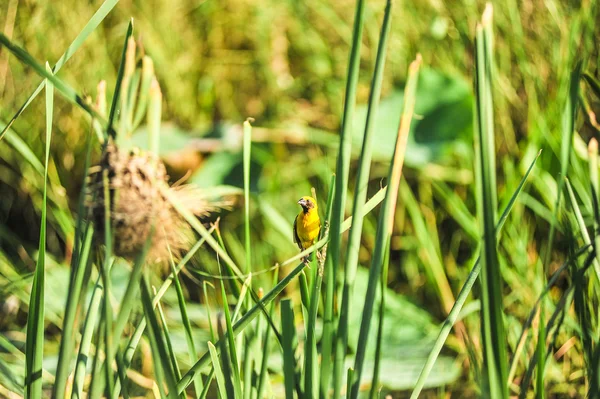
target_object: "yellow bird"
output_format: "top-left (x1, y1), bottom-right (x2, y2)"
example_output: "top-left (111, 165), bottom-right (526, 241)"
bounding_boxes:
top-left (293, 196), bottom-right (321, 259)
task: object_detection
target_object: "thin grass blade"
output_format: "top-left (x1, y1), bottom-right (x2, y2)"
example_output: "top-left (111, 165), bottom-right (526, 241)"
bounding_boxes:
top-left (220, 278), bottom-right (243, 398)
top-left (334, 0), bottom-right (394, 395)
top-left (473, 6), bottom-right (508, 397)
top-left (169, 257), bottom-right (203, 397)
top-left (0, 34), bottom-right (108, 130)
top-left (24, 62), bottom-right (53, 399)
top-left (321, 0), bottom-right (366, 393)
top-left (281, 298), bottom-right (297, 399)
top-left (140, 275), bottom-right (179, 399)
top-left (369, 238), bottom-right (390, 399)
top-left (349, 54), bottom-right (421, 398)
top-left (208, 342), bottom-right (228, 399)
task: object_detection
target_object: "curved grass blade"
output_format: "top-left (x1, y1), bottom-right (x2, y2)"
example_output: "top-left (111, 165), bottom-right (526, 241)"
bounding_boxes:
top-left (0, 34), bottom-right (109, 132)
top-left (0, 0), bottom-right (119, 142)
top-left (208, 342), bottom-right (228, 399)
top-left (24, 62), bottom-right (53, 399)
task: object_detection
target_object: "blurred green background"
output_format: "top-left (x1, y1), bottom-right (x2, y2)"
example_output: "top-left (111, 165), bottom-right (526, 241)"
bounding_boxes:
top-left (1, 0), bottom-right (600, 396)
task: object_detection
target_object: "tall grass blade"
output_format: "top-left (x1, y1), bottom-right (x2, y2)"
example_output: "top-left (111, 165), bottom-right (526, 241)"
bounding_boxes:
top-left (169, 256), bottom-right (203, 398)
top-left (281, 298), bottom-right (297, 399)
top-left (57, 120), bottom-right (94, 324)
top-left (304, 261), bottom-right (320, 399)
top-left (101, 170), bottom-right (116, 396)
top-left (147, 77), bottom-right (162, 155)
top-left (243, 119), bottom-right (252, 272)
top-left (304, 176), bottom-right (336, 398)
top-left (543, 60), bottom-right (583, 269)
top-left (321, 0), bottom-right (365, 393)
top-left (208, 342), bottom-right (228, 399)
top-left (369, 238), bottom-right (390, 399)
top-left (334, 0), bottom-right (393, 395)
top-left (220, 278), bottom-right (243, 398)
top-left (88, 318), bottom-right (106, 399)
top-left (156, 292), bottom-right (183, 380)
top-left (72, 273), bottom-right (106, 399)
top-left (242, 118), bottom-right (253, 398)
top-left (107, 19), bottom-right (134, 139)
top-left (256, 270), bottom-right (279, 399)
top-left (349, 54), bottom-right (421, 398)
top-left (473, 5), bottom-right (508, 397)
top-left (53, 222), bottom-right (94, 399)
top-left (588, 139), bottom-right (600, 280)
top-left (589, 342), bottom-right (600, 396)
top-left (140, 274), bottom-right (179, 399)
top-left (565, 178), bottom-right (600, 282)
top-left (24, 62), bottom-right (53, 399)
top-left (535, 308), bottom-right (546, 399)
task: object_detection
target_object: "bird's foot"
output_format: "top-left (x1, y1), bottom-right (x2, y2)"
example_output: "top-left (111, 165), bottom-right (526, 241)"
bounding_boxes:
top-left (302, 255), bottom-right (311, 268)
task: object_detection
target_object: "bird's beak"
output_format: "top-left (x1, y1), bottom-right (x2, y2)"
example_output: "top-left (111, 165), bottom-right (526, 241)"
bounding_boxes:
top-left (297, 198), bottom-right (306, 206)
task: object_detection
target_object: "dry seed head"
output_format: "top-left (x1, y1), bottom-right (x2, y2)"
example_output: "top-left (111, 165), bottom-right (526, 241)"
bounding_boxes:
top-left (88, 140), bottom-right (231, 264)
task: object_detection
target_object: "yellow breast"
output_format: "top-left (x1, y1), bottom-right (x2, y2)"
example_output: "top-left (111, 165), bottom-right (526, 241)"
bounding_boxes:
top-left (296, 209), bottom-right (321, 249)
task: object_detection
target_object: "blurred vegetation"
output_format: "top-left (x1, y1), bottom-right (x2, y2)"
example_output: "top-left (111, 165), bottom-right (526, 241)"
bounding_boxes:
top-left (1, 0), bottom-right (600, 397)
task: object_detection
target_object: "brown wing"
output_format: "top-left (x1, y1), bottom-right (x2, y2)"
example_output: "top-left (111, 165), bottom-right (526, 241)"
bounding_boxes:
top-left (293, 215), bottom-right (302, 249)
